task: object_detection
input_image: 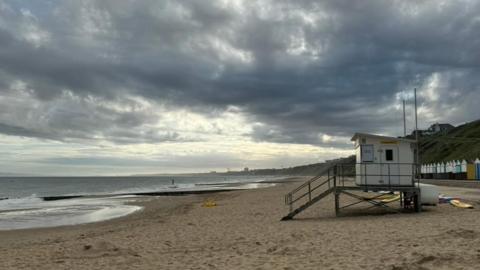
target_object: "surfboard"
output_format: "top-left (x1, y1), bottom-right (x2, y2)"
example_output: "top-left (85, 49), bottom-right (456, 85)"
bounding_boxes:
top-left (449, 199), bottom-right (474, 209)
top-left (380, 194), bottom-right (401, 203)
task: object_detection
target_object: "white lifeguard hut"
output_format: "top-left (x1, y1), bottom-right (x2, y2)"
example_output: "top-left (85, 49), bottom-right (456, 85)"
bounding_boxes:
top-left (351, 133), bottom-right (417, 187)
top-left (282, 132), bottom-right (425, 220)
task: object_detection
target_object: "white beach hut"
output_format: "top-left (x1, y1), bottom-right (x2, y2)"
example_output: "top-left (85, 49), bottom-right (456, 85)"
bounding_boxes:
top-left (446, 161), bottom-right (453, 173)
top-left (437, 163), bottom-right (443, 174)
top-left (454, 160), bottom-right (460, 173)
top-left (461, 160), bottom-right (468, 173)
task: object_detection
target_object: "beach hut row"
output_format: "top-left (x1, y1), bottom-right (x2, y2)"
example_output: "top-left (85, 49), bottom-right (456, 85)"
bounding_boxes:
top-left (420, 159), bottom-right (480, 180)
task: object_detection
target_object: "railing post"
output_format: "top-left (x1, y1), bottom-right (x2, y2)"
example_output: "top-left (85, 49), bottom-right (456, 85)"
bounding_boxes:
top-left (412, 164), bottom-right (414, 186)
top-left (417, 163), bottom-right (420, 185)
top-left (333, 165), bottom-right (337, 188)
top-left (412, 163), bottom-right (417, 186)
top-left (340, 164), bottom-right (343, 186)
top-left (333, 164), bottom-right (339, 216)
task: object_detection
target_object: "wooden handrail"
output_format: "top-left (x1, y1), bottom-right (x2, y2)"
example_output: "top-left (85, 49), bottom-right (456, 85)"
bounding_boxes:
top-left (286, 167), bottom-right (336, 205)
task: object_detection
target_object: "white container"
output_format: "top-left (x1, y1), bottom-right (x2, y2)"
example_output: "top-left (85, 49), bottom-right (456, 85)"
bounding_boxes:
top-left (418, 183), bottom-right (439, 206)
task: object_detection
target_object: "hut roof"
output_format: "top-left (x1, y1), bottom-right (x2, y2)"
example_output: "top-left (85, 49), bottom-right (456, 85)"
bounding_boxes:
top-left (351, 133), bottom-right (417, 143)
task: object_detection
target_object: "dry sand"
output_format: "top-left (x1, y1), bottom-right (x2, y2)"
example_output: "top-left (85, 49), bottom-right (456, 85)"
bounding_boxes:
top-left (1, 177), bottom-right (480, 270)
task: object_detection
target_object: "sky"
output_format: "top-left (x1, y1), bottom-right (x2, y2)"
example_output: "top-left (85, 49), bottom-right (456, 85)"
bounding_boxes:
top-left (1, 0), bottom-right (480, 176)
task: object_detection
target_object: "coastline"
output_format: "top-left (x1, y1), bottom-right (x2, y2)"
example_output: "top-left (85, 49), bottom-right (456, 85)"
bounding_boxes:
top-left (1, 177), bottom-right (479, 269)
top-left (0, 176), bottom-right (283, 230)
top-left (0, 176), bottom-right (301, 233)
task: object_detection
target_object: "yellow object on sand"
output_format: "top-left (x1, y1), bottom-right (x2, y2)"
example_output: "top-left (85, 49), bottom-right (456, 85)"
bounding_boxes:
top-left (380, 194), bottom-right (401, 203)
top-left (364, 193), bottom-right (399, 202)
top-left (202, 199), bottom-right (217, 208)
top-left (450, 199), bottom-right (474, 209)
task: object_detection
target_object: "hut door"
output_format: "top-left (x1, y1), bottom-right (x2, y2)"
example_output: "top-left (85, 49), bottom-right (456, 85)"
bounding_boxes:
top-left (379, 146), bottom-right (400, 185)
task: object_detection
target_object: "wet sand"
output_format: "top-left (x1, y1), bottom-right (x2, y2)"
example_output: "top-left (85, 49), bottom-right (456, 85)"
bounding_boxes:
top-left (1, 177), bottom-right (480, 270)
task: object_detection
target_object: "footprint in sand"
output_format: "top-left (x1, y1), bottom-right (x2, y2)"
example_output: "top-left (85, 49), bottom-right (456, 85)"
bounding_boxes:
top-left (78, 241), bottom-right (140, 258)
top-left (445, 228), bottom-right (478, 239)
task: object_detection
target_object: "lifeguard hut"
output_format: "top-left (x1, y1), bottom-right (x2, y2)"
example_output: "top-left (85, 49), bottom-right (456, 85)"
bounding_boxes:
top-left (282, 133), bottom-right (422, 220)
top-left (352, 133), bottom-right (416, 187)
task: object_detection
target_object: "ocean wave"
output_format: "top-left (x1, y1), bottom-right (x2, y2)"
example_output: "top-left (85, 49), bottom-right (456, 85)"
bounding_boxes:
top-left (0, 196), bottom-right (142, 230)
top-left (0, 194), bottom-right (43, 211)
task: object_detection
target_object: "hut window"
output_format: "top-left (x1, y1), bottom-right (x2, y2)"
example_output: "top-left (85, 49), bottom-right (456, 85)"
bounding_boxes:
top-left (385, 149), bottom-right (393, 161)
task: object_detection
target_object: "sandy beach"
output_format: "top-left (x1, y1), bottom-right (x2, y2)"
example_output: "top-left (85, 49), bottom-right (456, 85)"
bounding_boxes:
top-left (1, 177), bottom-right (480, 270)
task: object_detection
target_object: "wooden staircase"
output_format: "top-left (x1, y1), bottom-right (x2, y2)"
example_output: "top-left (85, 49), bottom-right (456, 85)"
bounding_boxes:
top-left (282, 166), bottom-right (338, 220)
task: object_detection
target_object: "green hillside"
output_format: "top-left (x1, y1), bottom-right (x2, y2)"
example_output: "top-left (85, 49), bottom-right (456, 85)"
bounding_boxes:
top-left (419, 120), bottom-right (480, 163)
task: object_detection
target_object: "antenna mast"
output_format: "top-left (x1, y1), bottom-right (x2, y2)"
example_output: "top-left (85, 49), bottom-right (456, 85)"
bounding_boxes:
top-left (414, 88), bottom-right (419, 177)
top-left (403, 98), bottom-right (406, 136)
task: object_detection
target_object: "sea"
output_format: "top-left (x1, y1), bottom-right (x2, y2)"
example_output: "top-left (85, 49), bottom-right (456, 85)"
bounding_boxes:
top-left (0, 175), bottom-right (279, 230)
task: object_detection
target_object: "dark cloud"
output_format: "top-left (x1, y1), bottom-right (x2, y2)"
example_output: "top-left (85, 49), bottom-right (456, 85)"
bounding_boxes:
top-left (1, 0), bottom-right (480, 146)
top-left (0, 123), bottom-right (52, 139)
